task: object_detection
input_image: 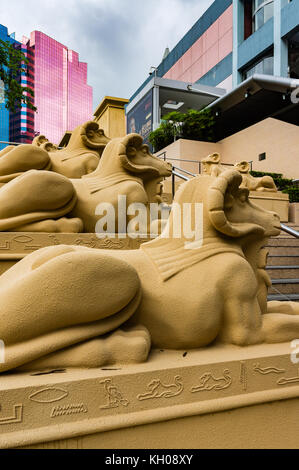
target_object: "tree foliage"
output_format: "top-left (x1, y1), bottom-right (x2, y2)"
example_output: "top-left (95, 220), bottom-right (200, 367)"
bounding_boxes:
top-left (0, 39), bottom-right (36, 113)
top-left (149, 108), bottom-right (216, 152)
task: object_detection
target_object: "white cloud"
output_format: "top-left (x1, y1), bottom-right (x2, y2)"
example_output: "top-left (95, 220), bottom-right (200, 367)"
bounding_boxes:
top-left (0, 0), bottom-right (214, 110)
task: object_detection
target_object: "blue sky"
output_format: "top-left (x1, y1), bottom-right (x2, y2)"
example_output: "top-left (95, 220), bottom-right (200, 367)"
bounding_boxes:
top-left (0, 0), bottom-right (213, 110)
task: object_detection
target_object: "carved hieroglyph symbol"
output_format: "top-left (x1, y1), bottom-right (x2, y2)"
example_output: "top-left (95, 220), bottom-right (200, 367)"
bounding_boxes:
top-left (137, 375), bottom-right (184, 401)
top-left (239, 362), bottom-right (247, 391)
top-left (48, 234), bottom-right (61, 245)
top-left (0, 404), bottom-right (23, 425)
top-left (277, 369), bottom-right (299, 386)
top-left (191, 369), bottom-right (232, 393)
top-left (99, 379), bottom-right (129, 409)
top-left (75, 238), bottom-right (97, 248)
top-left (0, 241), bottom-right (10, 250)
top-left (50, 403), bottom-right (88, 418)
top-left (253, 364), bottom-right (285, 375)
top-left (29, 387), bottom-right (69, 404)
top-left (13, 235), bottom-right (41, 250)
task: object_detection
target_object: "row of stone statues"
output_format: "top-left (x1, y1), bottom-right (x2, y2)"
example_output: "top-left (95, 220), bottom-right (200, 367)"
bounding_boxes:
top-left (0, 123), bottom-right (278, 236)
top-left (201, 152), bottom-right (278, 192)
top-left (0, 123), bottom-right (172, 233)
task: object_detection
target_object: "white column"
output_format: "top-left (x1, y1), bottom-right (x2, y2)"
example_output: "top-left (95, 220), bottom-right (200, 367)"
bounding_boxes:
top-left (232, 0), bottom-right (244, 88)
top-left (152, 85), bottom-right (160, 130)
top-left (274, 0), bottom-right (289, 77)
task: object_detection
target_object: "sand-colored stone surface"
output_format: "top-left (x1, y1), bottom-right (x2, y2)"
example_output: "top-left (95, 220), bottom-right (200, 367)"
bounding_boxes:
top-left (1, 343), bottom-right (299, 449)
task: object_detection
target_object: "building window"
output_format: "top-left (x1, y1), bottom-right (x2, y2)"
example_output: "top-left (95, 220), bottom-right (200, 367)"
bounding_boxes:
top-left (242, 53), bottom-right (274, 79)
top-left (252, 0), bottom-right (274, 32)
top-left (0, 80), bottom-right (4, 104)
top-left (259, 152), bottom-right (266, 161)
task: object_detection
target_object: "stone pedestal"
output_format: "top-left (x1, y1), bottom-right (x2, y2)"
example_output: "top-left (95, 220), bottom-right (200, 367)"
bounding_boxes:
top-left (1, 343), bottom-right (299, 449)
top-left (93, 96), bottom-right (129, 139)
top-left (0, 233), bottom-right (148, 275)
top-left (289, 203), bottom-right (299, 225)
top-left (248, 191), bottom-right (289, 222)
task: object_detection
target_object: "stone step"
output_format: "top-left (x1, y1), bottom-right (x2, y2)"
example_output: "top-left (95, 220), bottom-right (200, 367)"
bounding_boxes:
top-left (266, 266), bottom-right (299, 279)
top-left (273, 232), bottom-right (299, 238)
top-left (267, 294), bottom-right (299, 301)
top-left (266, 246), bottom-right (299, 255)
top-left (269, 279), bottom-right (299, 295)
top-left (267, 256), bottom-right (299, 266)
top-left (267, 238), bottom-right (299, 247)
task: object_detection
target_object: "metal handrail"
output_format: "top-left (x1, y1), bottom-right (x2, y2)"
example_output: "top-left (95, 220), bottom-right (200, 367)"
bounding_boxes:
top-left (172, 170), bottom-right (190, 182)
top-left (280, 224), bottom-right (299, 238)
top-left (171, 169), bottom-right (191, 198)
top-left (0, 140), bottom-right (64, 149)
top-left (158, 150), bottom-right (253, 173)
top-left (0, 140), bottom-right (23, 146)
top-left (172, 166), bottom-right (196, 178)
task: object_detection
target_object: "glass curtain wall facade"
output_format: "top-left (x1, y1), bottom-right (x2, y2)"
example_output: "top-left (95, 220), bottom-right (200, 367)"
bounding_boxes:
top-left (30, 31), bottom-right (93, 144)
top-left (252, 0), bottom-right (274, 32)
top-left (1, 26), bottom-right (93, 146)
top-left (10, 37), bottom-right (35, 144)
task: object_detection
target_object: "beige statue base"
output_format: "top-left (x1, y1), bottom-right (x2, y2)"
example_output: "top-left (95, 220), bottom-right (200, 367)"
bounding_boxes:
top-left (249, 191), bottom-right (289, 223)
top-left (0, 232), bottom-right (148, 275)
top-left (1, 342), bottom-right (299, 449)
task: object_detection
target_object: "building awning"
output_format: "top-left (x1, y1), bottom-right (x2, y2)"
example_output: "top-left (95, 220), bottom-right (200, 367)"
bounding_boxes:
top-left (207, 74), bottom-right (299, 140)
top-left (126, 77), bottom-right (226, 116)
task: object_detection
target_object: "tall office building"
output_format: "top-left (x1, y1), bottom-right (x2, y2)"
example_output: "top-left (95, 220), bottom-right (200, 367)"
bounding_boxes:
top-left (9, 35), bottom-right (35, 144)
top-left (9, 29), bottom-right (93, 145)
top-left (0, 25), bottom-right (21, 149)
top-left (127, 0), bottom-right (299, 134)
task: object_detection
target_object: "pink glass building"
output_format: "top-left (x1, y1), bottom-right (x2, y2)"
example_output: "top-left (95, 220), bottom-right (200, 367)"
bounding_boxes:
top-left (16, 31), bottom-right (93, 144)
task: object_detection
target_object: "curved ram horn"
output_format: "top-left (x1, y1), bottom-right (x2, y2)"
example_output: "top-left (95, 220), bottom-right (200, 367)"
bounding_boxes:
top-left (119, 133), bottom-right (160, 176)
top-left (80, 121), bottom-right (110, 150)
top-left (208, 169), bottom-right (265, 238)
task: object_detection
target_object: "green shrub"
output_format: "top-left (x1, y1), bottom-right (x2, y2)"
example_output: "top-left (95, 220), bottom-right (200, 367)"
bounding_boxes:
top-left (149, 108), bottom-right (216, 152)
top-left (282, 187), bottom-right (299, 203)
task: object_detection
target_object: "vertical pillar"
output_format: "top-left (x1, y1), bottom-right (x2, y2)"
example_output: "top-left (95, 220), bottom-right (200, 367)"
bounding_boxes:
top-left (274, 0), bottom-right (289, 77)
top-left (233, 0), bottom-right (244, 88)
top-left (152, 84), bottom-right (160, 131)
top-left (93, 97), bottom-right (129, 139)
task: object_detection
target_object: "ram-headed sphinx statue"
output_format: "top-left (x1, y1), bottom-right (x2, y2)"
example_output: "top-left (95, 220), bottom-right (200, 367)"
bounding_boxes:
top-left (0, 133), bottom-right (172, 234)
top-left (0, 121), bottom-right (111, 183)
top-left (0, 168), bottom-right (298, 373)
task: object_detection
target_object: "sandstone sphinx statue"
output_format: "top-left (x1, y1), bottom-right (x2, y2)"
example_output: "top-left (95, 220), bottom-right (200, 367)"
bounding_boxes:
top-left (202, 154), bottom-right (278, 193)
top-left (0, 121), bottom-right (111, 184)
top-left (0, 169), bottom-right (298, 373)
top-left (201, 153), bottom-right (226, 177)
top-left (234, 160), bottom-right (277, 192)
top-left (0, 133), bottom-right (172, 233)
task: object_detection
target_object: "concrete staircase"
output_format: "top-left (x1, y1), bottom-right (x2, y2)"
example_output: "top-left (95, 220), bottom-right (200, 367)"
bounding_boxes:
top-left (267, 224), bottom-right (299, 301)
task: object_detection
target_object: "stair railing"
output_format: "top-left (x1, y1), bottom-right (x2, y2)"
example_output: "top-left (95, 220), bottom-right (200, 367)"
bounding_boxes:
top-left (170, 167), bottom-right (194, 198)
top-left (157, 150), bottom-right (254, 175)
top-left (280, 224), bottom-right (299, 239)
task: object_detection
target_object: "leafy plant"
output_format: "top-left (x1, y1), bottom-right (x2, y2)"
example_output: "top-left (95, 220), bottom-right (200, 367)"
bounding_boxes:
top-left (0, 39), bottom-right (36, 113)
top-left (149, 108), bottom-right (215, 152)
